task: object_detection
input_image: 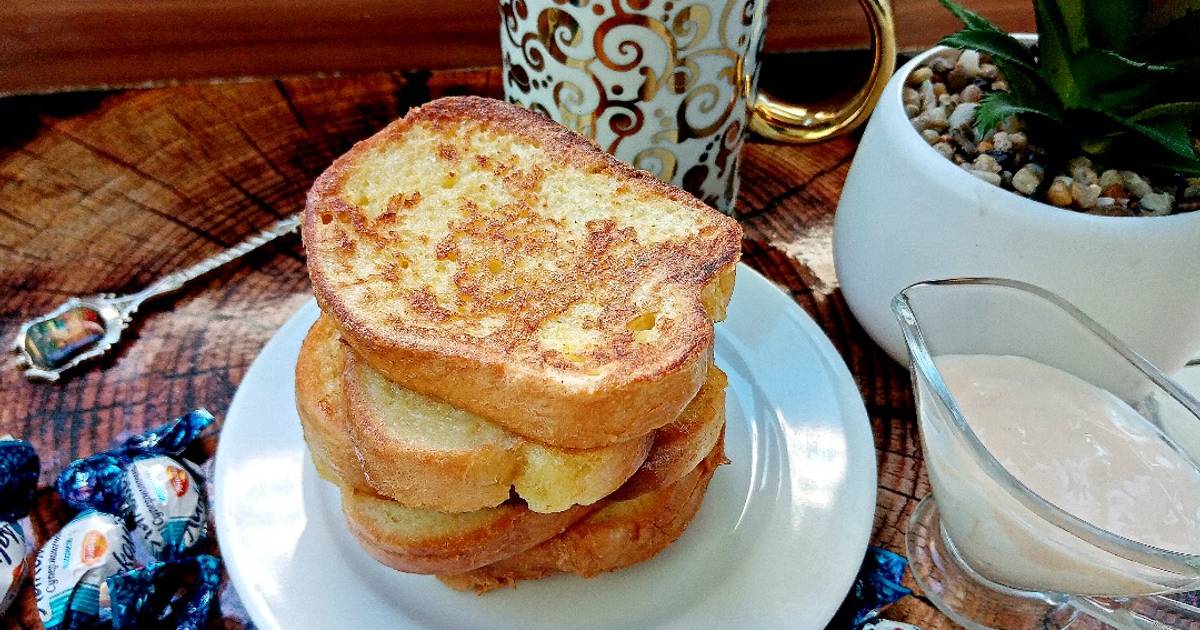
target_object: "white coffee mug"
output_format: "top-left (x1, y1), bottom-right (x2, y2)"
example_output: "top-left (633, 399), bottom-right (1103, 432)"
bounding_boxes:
top-left (499, 0), bottom-right (896, 213)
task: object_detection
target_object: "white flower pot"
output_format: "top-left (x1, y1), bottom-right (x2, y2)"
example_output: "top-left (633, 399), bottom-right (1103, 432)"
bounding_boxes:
top-left (833, 41), bottom-right (1200, 373)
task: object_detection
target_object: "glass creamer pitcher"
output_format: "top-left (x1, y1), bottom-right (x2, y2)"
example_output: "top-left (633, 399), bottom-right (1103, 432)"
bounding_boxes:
top-left (892, 278), bottom-right (1200, 629)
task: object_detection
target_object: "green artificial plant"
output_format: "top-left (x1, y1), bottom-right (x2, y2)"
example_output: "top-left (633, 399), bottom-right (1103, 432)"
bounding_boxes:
top-left (938, 0), bottom-right (1200, 175)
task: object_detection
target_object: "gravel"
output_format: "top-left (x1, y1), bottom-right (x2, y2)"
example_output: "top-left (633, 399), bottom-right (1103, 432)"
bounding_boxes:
top-left (1012, 164), bottom-right (1044, 195)
top-left (948, 102), bottom-right (978, 130)
top-left (906, 49), bottom-right (1198, 216)
top-left (1047, 177), bottom-right (1073, 207)
top-left (1140, 192), bottom-right (1174, 215)
top-left (1122, 171), bottom-right (1153, 198)
top-left (1070, 181), bottom-right (1101, 209)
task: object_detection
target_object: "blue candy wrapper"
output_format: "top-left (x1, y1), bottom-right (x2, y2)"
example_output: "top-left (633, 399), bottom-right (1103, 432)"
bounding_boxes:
top-left (58, 452), bottom-right (126, 518)
top-left (57, 409), bottom-right (214, 520)
top-left (42, 410), bottom-right (219, 629)
top-left (57, 409), bottom-right (213, 562)
top-left (0, 439), bottom-right (39, 524)
top-left (117, 409), bottom-right (215, 455)
top-left (0, 438), bottom-right (40, 615)
top-left (831, 546), bottom-right (913, 628)
top-left (107, 554), bottom-right (221, 630)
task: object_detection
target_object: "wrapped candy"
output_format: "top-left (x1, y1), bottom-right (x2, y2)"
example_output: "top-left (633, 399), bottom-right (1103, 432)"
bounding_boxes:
top-left (38, 409), bottom-right (221, 629)
top-left (831, 546), bottom-right (913, 628)
top-left (57, 409), bottom-right (213, 560)
top-left (0, 437), bottom-right (40, 615)
top-left (124, 455), bottom-right (206, 561)
top-left (107, 555), bottom-right (221, 630)
top-left (33, 510), bottom-right (137, 630)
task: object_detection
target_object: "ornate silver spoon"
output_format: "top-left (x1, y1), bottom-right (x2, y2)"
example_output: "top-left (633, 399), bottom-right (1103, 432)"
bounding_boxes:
top-left (11, 214), bottom-right (301, 382)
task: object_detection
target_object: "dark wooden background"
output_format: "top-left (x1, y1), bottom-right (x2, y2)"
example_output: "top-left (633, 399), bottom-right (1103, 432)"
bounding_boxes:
top-left (1, 0), bottom-right (1034, 95)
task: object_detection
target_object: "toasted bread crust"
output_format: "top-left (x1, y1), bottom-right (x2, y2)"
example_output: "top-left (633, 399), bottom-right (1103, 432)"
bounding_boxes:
top-left (436, 437), bottom-right (725, 593)
top-left (610, 365), bottom-right (727, 500)
top-left (342, 493), bottom-right (597, 575)
top-left (342, 338), bottom-right (654, 513)
top-left (342, 334), bottom-right (715, 450)
top-left (295, 317), bottom-right (371, 491)
top-left (302, 315), bottom-right (727, 513)
top-left (305, 96), bottom-right (741, 449)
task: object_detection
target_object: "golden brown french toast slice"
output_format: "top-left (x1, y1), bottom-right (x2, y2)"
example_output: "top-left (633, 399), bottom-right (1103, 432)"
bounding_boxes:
top-left (298, 316), bottom-right (726, 513)
top-left (304, 96), bottom-right (742, 449)
top-left (611, 365), bottom-right (726, 500)
top-left (341, 490), bottom-right (597, 575)
top-left (295, 315), bottom-right (371, 492)
top-left (437, 437), bottom-right (725, 593)
top-left (342, 328), bottom-right (652, 514)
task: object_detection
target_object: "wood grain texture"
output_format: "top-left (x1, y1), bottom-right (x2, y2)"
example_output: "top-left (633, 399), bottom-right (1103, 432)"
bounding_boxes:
top-left (0, 0), bottom-right (1034, 95)
top-left (0, 64), bottom-right (948, 626)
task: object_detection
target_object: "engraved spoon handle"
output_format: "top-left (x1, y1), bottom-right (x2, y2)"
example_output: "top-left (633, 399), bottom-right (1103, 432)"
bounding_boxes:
top-left (12, 213), bottom-right (302, 381)
top-left (121, 214), bottom-right (302, 309)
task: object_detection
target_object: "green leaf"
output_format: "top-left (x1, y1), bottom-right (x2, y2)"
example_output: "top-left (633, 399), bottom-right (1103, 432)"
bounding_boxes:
top-left (937, 29), bottom-right (1039, 72)
top-left (1068, 49), bottom-right (1178, 111)
top-left (937, 0), bottom-right (1200, 177)
top-left (974, 90), bottom-right (1066, 135)
top-left (1106, 127), bottom-right (1200, 176)
top-left (936, 0), bottom-right (1004, 32)
top-left (1053, 0), bottom-right (1090, 51)
top-left (1130, 102), bottom-right (1200, 122)
top-left (988, 58), bottom-right (1065, 115)
top-left (1133, 117), bottom-right (1200, 160)
top-left (1069, 108), bottom-right (1200, 175)
top-left (1034, 0), bottom-right (1080, 103)
top-left (1083, 107), bottom-right (1200, 161)
top-left (1082, 0), bottom-right (1145, 51)
top-left (936, 28), bottom-right (1059, 112)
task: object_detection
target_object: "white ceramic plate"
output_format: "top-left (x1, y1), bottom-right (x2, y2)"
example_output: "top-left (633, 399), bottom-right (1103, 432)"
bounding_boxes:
top-left (213, 263), bottom-right (877, 629)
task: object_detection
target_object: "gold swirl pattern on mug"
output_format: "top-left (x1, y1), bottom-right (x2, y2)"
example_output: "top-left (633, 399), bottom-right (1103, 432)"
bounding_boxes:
top-left (500, 0), bottom-right (765, 210)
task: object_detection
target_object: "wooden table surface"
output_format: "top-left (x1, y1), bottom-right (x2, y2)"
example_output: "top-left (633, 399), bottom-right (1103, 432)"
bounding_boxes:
top-left (0, 65), bottom-right (947, 628)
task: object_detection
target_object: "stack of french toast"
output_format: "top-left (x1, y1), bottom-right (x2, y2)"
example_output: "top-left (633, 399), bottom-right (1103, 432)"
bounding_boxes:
top-left (295, 96), bottom-right (742, 593)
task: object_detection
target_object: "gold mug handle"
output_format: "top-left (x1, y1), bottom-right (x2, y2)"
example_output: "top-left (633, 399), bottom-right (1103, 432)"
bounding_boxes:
top-left (749, 0), bottom-right (896, 143)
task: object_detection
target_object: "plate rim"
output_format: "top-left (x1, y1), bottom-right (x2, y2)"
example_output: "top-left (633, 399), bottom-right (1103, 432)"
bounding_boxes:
top-left (213, 262), bottom-right (877, 629)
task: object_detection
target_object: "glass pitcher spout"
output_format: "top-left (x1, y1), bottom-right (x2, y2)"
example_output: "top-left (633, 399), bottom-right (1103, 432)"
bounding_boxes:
top-left (891, 277), bottom-right (1200, 601)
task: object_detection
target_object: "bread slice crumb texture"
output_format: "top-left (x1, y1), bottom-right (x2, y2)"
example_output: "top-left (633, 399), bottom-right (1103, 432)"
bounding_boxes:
top-left (437, 435), bottom-right (727, 593)
top-left (316, 117), bottom-right (736, 377)
top-left (305, 96), bottom-right (741, 448)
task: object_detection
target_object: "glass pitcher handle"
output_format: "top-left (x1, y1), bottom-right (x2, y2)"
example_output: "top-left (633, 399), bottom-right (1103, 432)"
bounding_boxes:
top-left (748, 0), bottom-right (896, 143)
